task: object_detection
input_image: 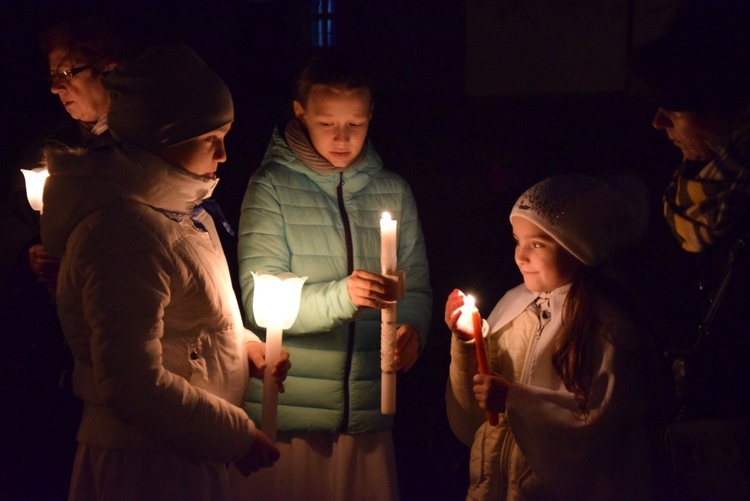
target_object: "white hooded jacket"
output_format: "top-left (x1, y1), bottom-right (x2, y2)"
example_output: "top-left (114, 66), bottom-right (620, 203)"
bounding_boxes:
top-left (41, 143), bottom-right (259, 462)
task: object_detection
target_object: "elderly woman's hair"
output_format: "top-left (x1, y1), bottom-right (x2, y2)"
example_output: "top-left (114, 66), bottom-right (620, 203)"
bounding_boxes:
top-left (40, 14), bottom-right (125, 72)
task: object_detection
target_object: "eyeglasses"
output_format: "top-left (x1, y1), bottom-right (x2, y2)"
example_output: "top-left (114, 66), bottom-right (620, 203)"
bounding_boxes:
top-left (49, 65), bottom-right (92, 82)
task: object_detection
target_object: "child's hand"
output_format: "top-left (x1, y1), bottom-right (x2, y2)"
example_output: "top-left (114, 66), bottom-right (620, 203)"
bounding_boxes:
top-left (395, 324), bottom-right (419, 372)
top-left (246, 341), bottom-right (291, 393)
top-left (347, 269), bottom-right (397, 308)
top-left (445, 289), bottom-right (472, 340)
top-left (234, 430), bottom-right (280, 476)
top-left (473, 373), bottom-right (510, 413)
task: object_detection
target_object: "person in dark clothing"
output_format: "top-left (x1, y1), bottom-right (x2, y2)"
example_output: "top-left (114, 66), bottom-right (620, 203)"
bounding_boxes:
top-left (0, 14), bottom-right (125, 501)
top-left (630, 1), bottom-right (750, 499)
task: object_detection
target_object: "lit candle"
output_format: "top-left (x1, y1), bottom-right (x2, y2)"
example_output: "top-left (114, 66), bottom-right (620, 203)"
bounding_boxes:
top-left (20, 167), bottom-right (50, 214)
top-left (380, 212), bottom-right (397, 274)
top-left (380, 212), bottom-right (398, 415)
top-left (460, 294), bottom-right (499, 426)
top-left (252, 271), bottom-right (306, 441)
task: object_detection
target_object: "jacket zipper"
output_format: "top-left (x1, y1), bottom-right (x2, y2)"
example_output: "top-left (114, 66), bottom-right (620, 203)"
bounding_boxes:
top-left (496, 311), bottom-right (543, 496)
top-left (519, 312), bottom-right (544, 385)
top-left (337, 172), bottom-right (355, 433)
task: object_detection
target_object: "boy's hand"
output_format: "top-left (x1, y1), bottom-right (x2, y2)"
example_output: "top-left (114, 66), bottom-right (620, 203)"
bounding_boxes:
top-left (347, 269), bottom-right (397, 309)
top-left (395, 324), bottom-right (419, 372)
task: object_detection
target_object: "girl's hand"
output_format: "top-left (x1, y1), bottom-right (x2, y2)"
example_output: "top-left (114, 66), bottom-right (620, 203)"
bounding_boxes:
top-left (395, 324), bottom-right (419, 372)
top-left (444, 289), bottom-right (472, 340)
top-left (246, 341), bottom-right (291, 393)
top-left (234, 430), bottom-right (280, 476)
top-left (347, 269), bottom-right (397, 309)
top-left (473, 373), bottom-right (510, 413)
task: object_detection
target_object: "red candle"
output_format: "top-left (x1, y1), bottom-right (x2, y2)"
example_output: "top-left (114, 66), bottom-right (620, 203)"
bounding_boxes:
top-left (463, 294), bottom-right (499, 426)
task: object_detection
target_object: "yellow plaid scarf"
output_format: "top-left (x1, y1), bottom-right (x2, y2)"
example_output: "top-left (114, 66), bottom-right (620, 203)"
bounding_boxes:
top-left (664, 122), bottom-right (750, 252)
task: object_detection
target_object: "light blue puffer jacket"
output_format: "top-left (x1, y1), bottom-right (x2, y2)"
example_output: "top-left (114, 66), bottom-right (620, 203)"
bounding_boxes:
top-left (238, 127), bottom-right (432, 433)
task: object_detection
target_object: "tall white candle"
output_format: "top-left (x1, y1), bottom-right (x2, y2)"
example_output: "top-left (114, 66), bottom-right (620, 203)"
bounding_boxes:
top-left (380, 212), bottom-right (398, 414)
top-left (251, 271), bottom-right (306, 442)
top-left (262, 327), bottom-right (283, 441)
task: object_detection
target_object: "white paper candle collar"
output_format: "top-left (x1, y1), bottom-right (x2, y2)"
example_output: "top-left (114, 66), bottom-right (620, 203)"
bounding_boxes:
top-left (20, 167), bottom-right (50, 214)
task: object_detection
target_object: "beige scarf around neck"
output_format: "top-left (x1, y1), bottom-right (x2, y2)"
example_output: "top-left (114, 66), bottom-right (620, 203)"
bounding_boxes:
top-left (284, 118), bottom-right (366, 175)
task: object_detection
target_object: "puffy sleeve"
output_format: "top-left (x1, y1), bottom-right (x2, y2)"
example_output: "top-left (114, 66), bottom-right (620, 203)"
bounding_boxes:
top-left (392, 180), bottom-right (432, 349)
top-left (445, 322), bottom-right (488, 446)
top-left (237, 167), bottom-right (358, 334)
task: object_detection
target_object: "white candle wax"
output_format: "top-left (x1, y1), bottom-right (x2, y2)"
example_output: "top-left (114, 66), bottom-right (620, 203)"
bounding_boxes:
top-left (261, 327), bottom-right (282, 442)
top-left (380, 211), bottom-right (398, 414)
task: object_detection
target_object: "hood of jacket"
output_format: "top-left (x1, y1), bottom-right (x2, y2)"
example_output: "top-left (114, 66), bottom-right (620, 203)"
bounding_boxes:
top-left (262, 126), bottom-right (383, 198)
top-left (41, 143), bottom-right (218, 257)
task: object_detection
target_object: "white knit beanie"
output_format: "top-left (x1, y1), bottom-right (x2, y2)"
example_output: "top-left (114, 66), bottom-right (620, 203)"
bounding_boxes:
top-left (510, 172), bottom-right (648, 266)
top-left (103, 43), bottom-right (233, 150)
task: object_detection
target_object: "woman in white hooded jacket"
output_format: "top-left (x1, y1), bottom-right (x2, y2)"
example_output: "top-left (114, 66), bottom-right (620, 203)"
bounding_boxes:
top-left (40, 44), bottom-right (288, 500)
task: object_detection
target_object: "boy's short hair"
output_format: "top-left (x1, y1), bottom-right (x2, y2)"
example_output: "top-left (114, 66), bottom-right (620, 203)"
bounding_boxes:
top-left (296, 49), bottom-right (372, 105)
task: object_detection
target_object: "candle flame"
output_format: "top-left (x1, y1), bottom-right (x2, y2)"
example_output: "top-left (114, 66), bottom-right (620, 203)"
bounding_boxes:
top-left (381, 211), bottom-right (392, 221)
top-left (464, 293), bottom-right (476, 310)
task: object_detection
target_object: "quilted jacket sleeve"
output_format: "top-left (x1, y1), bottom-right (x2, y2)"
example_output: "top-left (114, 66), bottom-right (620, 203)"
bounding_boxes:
top-left (238, 170), bottom-right (359, 334)
top-left (392, 180), bottom-right (432, 349)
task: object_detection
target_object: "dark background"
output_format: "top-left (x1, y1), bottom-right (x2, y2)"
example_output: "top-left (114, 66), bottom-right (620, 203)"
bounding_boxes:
top-left (1, 1), bottom-right (693, 499)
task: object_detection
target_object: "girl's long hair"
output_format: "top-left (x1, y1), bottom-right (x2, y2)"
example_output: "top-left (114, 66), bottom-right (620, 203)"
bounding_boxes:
top-left (552, 266), bottom-right (638, 418)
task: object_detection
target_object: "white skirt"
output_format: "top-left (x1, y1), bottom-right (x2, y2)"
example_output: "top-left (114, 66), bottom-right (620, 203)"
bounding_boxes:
top-left (228, 430), bottom-right (399, 501)
top-left (68, 444), bottom-right (233, 501)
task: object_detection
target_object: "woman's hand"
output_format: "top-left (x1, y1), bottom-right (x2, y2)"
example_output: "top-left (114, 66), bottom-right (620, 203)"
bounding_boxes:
top-left (473, 373), bottom-right (510, 414)
top-left (246, 341), bottom-right (291, 393)
top-left (347, 269), bottom-right (398, 309)
top-left (28, 243), bottom-right (60, 290)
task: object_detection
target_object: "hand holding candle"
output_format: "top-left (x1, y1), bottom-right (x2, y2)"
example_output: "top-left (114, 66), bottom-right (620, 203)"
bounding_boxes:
top-left (458, 293), bottom-right (499, 426)
top-left (251, 271), bottom-right (306, 442)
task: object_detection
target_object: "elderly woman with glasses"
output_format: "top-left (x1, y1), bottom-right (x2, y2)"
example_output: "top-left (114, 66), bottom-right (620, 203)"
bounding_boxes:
top-left (0, 12), bottom-right (127, 500)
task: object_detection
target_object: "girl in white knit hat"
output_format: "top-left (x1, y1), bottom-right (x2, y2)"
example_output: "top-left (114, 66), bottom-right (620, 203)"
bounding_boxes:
top-left (444, 172), bottom-right (664, 500)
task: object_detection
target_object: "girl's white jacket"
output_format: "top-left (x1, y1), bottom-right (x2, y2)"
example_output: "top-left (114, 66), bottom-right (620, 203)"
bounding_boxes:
top-left (41, 143), bottom-right (259, 462)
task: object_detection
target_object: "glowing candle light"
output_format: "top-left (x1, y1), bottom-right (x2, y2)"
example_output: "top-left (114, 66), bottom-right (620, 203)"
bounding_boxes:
top-left (380, 212), bottom-right (398, 415)
top-left (20, 167), bottom-right (50, 214)
top-left (459, 294), bottom-right (499, 426)
top-left (252, 271), bottom-right (306, 441)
